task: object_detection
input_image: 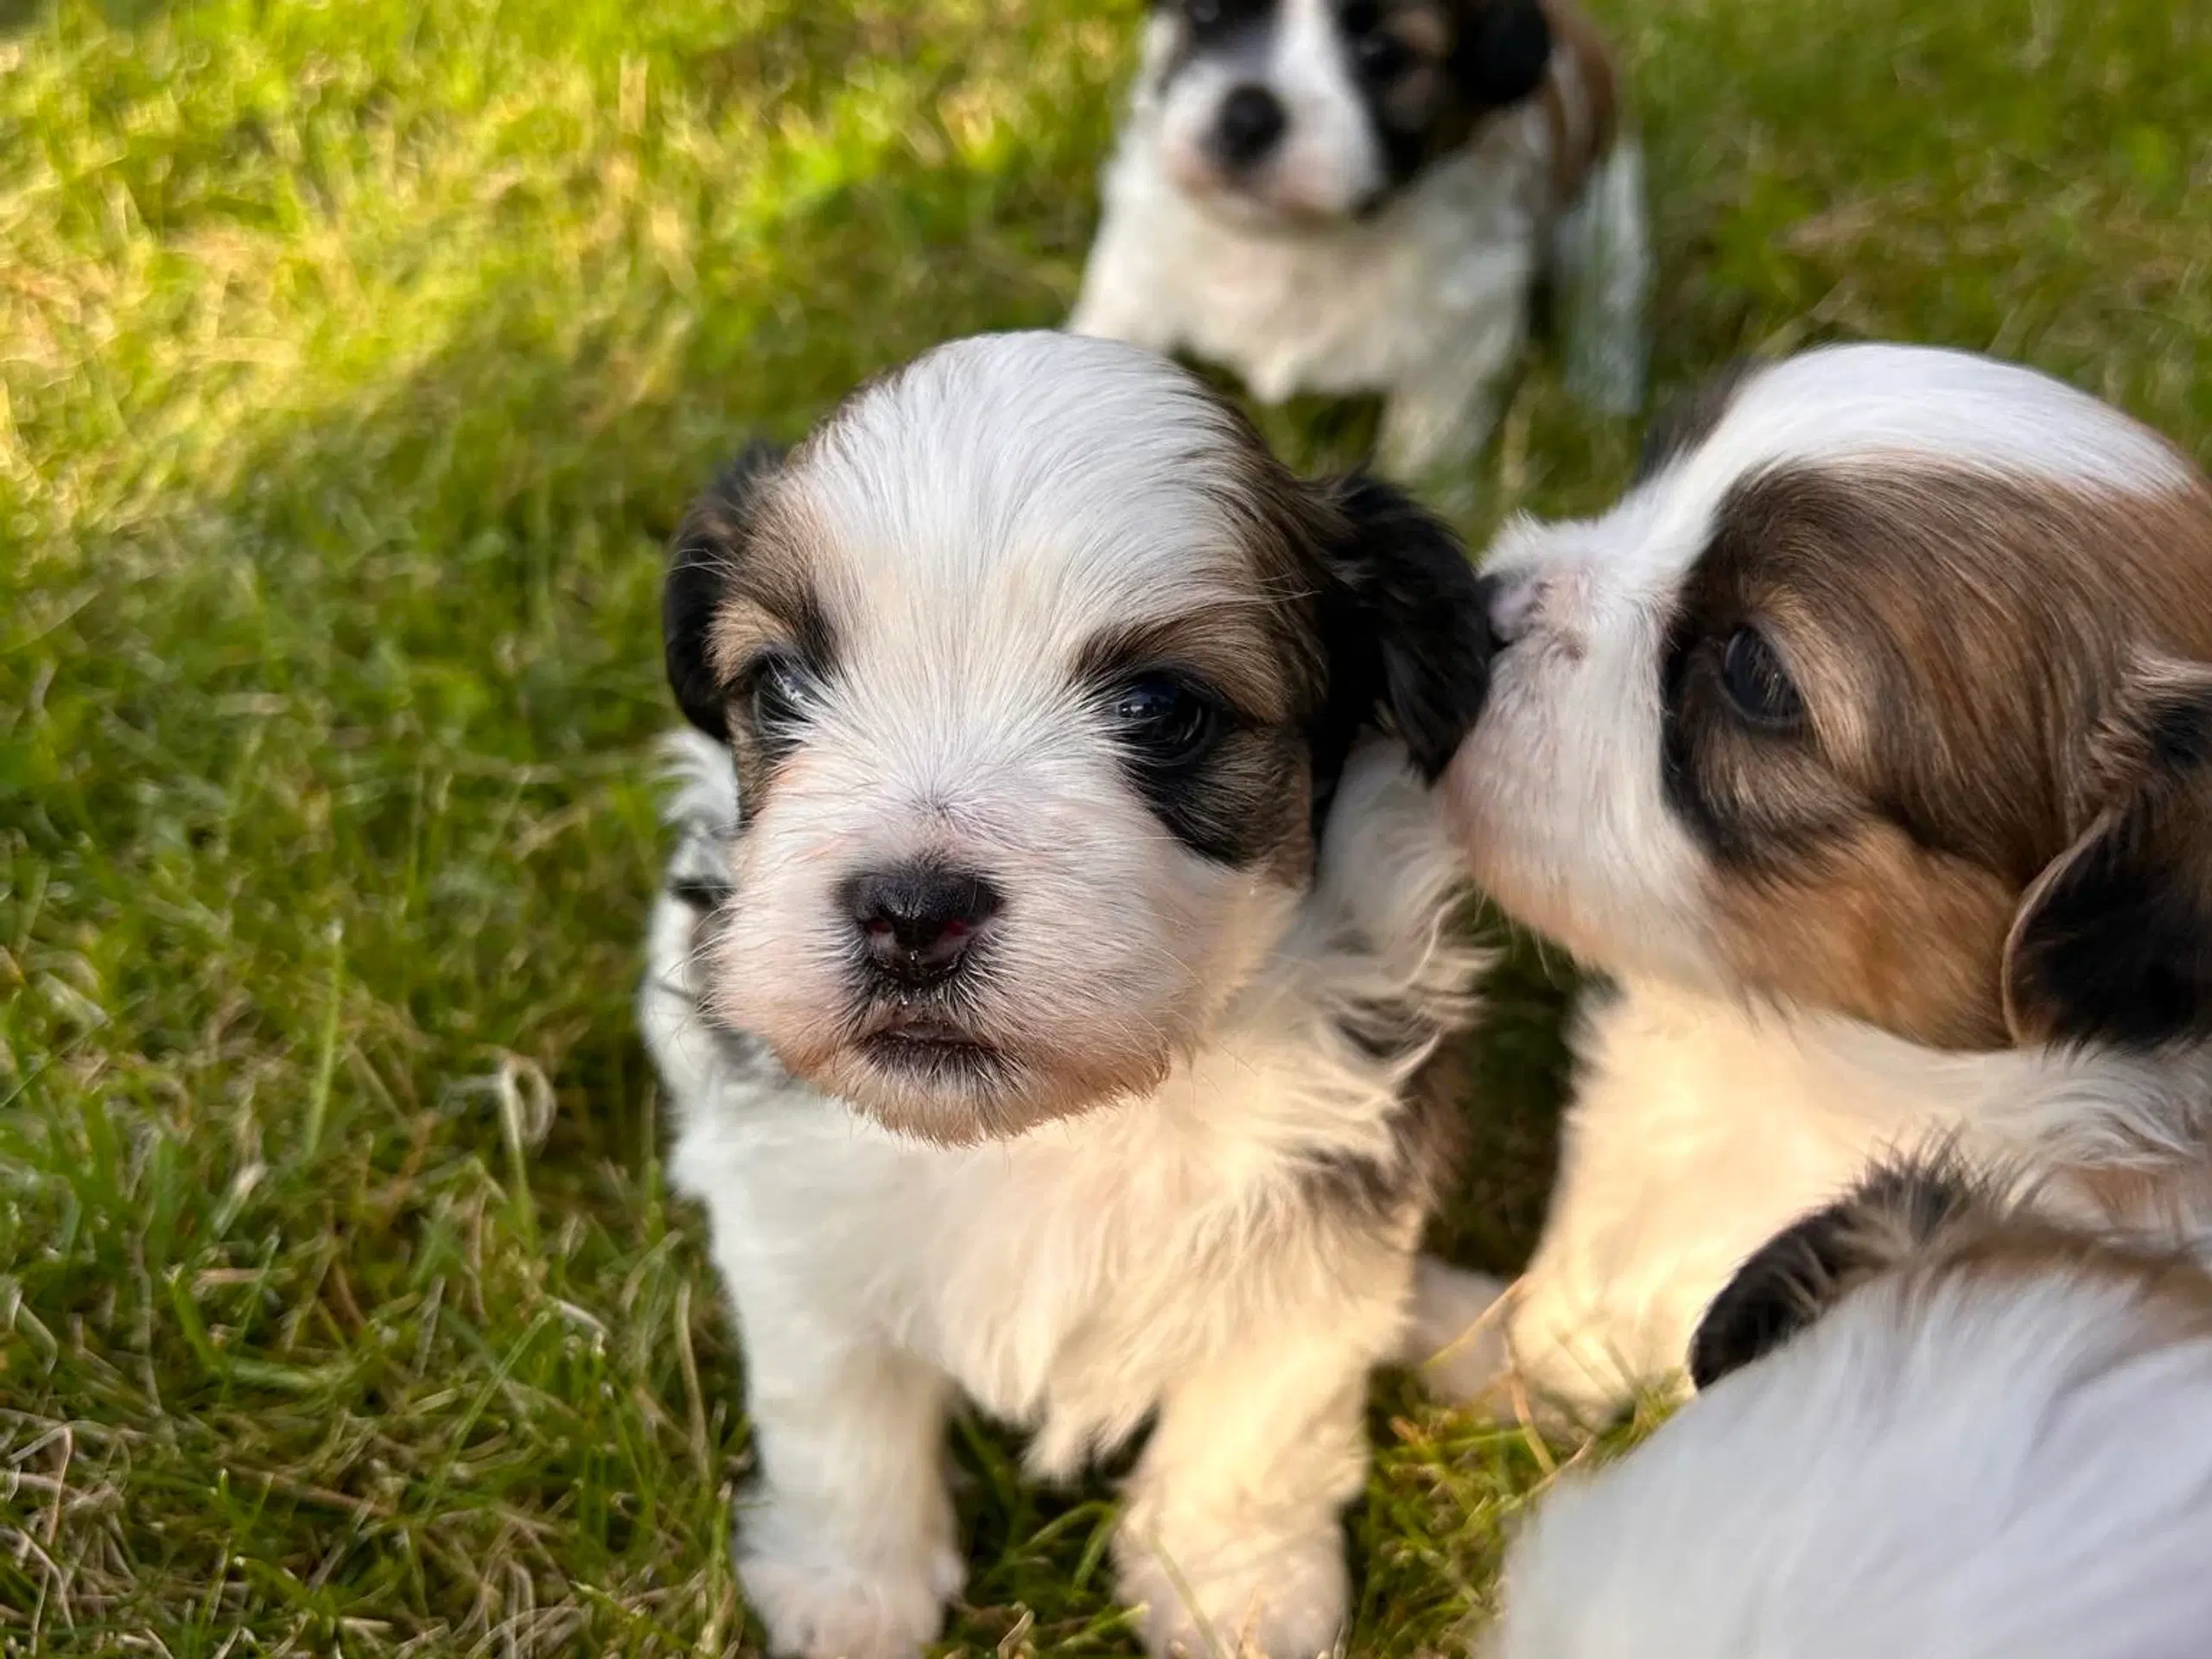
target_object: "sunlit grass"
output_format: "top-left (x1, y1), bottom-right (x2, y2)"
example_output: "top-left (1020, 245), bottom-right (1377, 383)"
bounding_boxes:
top-left (2, 0), bottom-right (2205, 1650)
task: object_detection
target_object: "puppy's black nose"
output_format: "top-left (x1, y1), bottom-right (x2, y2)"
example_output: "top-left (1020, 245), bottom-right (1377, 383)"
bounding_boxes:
top-left (1211, 84), bottom-right (1286, 168)
top-left (843, 866), bottom-right (1002, 987)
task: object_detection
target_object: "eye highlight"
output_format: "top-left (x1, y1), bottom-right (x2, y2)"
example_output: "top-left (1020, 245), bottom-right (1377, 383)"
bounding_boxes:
top-left (1108, 673), bottom-right (1224, 767)
top-left (1717, 627), bottom-right (1804, 729)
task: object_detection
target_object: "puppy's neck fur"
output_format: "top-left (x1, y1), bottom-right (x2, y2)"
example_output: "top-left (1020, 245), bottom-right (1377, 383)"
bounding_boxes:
top-left (1618, 973), bottom-right (2212, 1224)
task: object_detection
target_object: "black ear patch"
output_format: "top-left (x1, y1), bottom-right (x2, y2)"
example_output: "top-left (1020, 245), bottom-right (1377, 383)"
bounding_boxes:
top-left (2003, 664), bottom-right (2212, 1051)
top-left (1688, 1156), bottom-right (1982, 1389)
top-left (664, 442), bottom-right (785, 741)
top-left (1452, 0), bottom-right (1552, 109)
top-left (1307, 475), bottom-right (1494, 823)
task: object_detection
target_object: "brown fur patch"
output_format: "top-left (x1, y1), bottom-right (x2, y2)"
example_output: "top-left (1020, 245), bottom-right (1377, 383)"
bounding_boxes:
top-left (1666, 462), bottom-right (2212, 1050)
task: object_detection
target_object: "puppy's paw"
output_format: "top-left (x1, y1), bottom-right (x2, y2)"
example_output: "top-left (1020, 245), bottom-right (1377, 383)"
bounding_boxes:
top-left (1397, 1259), bottom-right (1510, 1407)
top-left (1121, 1529), bottom-right (1348, 1659)
top-left (738, 1540), bottom-right (963, 1659)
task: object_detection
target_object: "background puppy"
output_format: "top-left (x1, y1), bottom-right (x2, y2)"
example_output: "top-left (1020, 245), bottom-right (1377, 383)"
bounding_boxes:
top-left (1071, 0), bottom-right (1648, 483)
top-left (1484, 1155), bottom-right (2212, 1658)
top-left (642, 332), bottom-right (1497, 1658)
top-left (1412, 341), bottom-right (2212, 1421)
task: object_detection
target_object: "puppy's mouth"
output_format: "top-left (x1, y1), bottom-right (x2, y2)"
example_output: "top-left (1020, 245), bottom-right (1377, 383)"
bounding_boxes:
top-left (855, 1011), bottom-right (1005, 1081)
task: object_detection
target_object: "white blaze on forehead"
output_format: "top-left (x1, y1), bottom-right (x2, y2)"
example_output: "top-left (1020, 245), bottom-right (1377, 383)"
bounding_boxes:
top-left (788, 331), bottom-right (1275, 659)
top-left (1684, 342), bottom-right (2192, 496)
top-left (1570, 342), bottom-right (2196, 607)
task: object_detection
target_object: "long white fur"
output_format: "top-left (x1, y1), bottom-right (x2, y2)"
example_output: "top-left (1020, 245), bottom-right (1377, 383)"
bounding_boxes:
top-left (1071, 7), bottom-right (1648, 481)
top-left (1422, 343), bottom-right (2212, 1419)
top-left (652, 735), bottom-right (1484, 1657)
top-left (1485, 1248), bottom-right (2212, 1657)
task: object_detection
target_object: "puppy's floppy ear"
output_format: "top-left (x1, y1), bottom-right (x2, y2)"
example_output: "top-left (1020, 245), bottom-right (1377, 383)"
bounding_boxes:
top-left (2003, 656), bottom-right (2212, 1051)
top-left (1452, 0), bottom-right (1552, 109)
top-left (1308, 474), bottom-right (1494, 798)
top-left (665, 442), bottom-right (785, 741)
top-left (1688, 1153), bottom-right (1984, 1389)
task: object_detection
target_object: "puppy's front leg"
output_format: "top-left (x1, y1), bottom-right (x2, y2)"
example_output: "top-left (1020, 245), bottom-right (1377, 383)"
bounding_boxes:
top-left (1116, 1340), bottom-right (1369, 1659)
top-left (725, 1274), bottom-right (962, 1659)
top-left (1376, 273), bottom-right (1533, 494)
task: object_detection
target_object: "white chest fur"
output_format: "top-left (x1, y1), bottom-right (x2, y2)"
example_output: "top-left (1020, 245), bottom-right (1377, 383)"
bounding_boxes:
top-left (666, 1003), bottom-right (1422, 1475)
top-left (1075, 115), bottom-right (1551, 406)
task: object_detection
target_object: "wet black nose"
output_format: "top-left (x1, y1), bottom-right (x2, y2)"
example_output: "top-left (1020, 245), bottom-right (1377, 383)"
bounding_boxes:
top-left (843, 866), bottom-right (1003, 987)
top-left (1211, 84), bottom-right (1286, 168)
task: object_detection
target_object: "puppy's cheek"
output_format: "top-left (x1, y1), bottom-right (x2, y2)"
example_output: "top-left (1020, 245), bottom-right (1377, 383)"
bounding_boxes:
top-left (1442, 658), bottom-right (1724, 982)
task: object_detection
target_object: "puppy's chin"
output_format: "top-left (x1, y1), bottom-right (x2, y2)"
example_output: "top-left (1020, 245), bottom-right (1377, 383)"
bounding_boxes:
top-left (769, 1020), bottom-right (1176, 1147)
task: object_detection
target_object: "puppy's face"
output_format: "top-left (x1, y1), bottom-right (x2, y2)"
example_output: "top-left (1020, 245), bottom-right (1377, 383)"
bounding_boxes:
top-left (1448, 344), bottom-right (2212, 1052)
top-left (1142, 0), bottom-right (1553, 224)
top-left (665, 333), bottom-right (1490, 1144)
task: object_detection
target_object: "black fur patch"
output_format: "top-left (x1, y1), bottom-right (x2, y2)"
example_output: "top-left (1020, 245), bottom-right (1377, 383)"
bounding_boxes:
top-left (2007, 676), bottom-right (2212, 1051)
top-left (2007, 828), bottom-right (2212, 1051)
top-left (1688, 1159), bottom-right (1977, 1389)
top-left (1311, 475), bottom-right (1494, 829)
top-left (665, 442), bottom-right (785, 740)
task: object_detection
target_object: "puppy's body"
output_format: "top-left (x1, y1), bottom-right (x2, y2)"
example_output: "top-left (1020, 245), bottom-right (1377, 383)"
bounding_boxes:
top-left (1072, 0), bottom-right (1647, 481)
top-left (643, 333), bottom-right (1496, 1658)
top-left (1485, 1160), bottom-right (2212, 1658)
top-left (1414, 344), bottom-right (2212, 1421)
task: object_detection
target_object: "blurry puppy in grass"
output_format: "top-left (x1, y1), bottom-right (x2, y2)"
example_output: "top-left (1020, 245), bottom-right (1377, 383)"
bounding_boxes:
top-left (1072, 0), bottom-right (1649, 489)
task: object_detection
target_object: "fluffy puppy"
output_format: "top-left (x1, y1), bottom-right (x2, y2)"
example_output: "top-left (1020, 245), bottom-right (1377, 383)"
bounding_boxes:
top-left (640, 332), bottom-right (1498, 1659)
top-left (1411, 341), bottom-right (2212, 1422)
top-left (1070, 0), bottom-right (1648, 483)
top-left (1484, 1155), bottom-right (2212, 1659)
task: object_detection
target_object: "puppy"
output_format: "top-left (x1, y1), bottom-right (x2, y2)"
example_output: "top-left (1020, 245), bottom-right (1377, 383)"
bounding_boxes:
top-left (1070, 0), bottom-right (1649, 484)
top-left (1414, 341), bottom-right (2212, 1422)
top-left (639, 332), bottom-right (1498, 1659)
top-left (1484, 1154), bottom-right (2212, 1658)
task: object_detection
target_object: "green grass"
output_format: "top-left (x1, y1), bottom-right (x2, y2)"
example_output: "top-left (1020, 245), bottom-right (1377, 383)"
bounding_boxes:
top-left (1, 0), bottom-right (2206, 1650)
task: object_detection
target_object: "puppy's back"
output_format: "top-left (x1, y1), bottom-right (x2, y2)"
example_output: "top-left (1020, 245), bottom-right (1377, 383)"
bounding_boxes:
top-left (1487, 1166), bottom-right (2212, 1659)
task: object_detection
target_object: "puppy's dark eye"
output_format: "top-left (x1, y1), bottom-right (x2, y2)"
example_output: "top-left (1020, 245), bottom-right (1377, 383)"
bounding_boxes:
top-left (1354, 30), bottom-right (1407, 78)
top-left (750, 652), bottom-right (818, 731)
top-left (1109, 675), bottom-right (1223, 766)
top-left (1185, 0), bottom-right (1221, 27)
top-left (1717, 628), bottom-right (1803, 729)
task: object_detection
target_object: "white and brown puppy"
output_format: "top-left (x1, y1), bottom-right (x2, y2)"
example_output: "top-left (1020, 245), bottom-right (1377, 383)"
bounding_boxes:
top-left (1484, 1156), bottom-right (2212, 1658)
top-left (1071, 0), bottom-right (1648, 483)
top-left (1411, 341), bottom-right (2212, 1421)
top-left (640, 332), bottom-right (1498, 1659)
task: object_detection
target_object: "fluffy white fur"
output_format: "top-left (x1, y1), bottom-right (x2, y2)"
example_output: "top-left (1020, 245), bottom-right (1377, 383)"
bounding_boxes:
top-left (643, 334), bottom-right (1492, 1658)
top-left (1071, 3), bottom-right (1648, 484)
top-left (1414, 343), bottom-right (2212, 1421)
top-left (1485, 1222), bottom-right (2212, 1657)
top-left (650, 735), bottom-right (1479, 1656)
